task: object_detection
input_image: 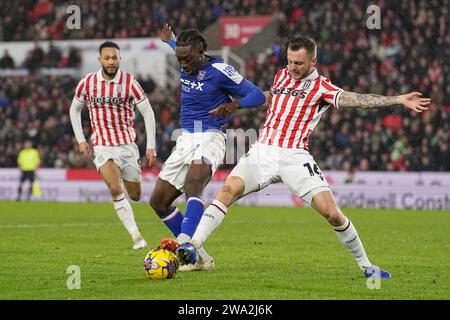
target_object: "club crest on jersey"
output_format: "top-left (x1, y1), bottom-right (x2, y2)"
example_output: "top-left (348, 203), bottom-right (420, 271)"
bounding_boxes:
top-left (197, 70), bottom-right (206, 81)
top-left (116, 85), bottom-right (122, 93)
top-left (303, 81), bottom-right (311, 90)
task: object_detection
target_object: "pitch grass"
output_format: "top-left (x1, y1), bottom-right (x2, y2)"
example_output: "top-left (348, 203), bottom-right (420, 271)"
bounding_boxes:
top-left (0, 201), bottom-right (449, 300)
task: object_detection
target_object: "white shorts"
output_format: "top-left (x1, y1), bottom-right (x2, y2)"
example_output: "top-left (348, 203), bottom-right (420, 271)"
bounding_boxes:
top-left (230, 142), bottom-right (330, 206)
top-left (93, 143), bottom-right (141, 182)
top-left (159, 131), bottom-right (226, 192)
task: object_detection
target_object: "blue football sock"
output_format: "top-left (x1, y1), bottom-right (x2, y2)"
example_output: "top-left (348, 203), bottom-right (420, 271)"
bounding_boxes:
top-left (180, 196), bottom-right (205, 238)
top-left (160, 207), bottom-right (184, 237)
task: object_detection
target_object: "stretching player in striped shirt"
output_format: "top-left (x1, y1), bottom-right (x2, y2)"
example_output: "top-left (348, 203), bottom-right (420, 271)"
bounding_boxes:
top-left (151, 25), bottom-right (265, 271)
top-left (179, 36), bottom-right (431, 279)
top-left (69, 41), bottom-right (156, 250)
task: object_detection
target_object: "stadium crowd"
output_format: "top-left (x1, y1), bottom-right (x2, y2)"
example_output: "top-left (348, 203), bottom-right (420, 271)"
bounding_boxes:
top-left (0, 44), bottom-right (81, 70)
top-left (0, 0), bottom-right (448, 171)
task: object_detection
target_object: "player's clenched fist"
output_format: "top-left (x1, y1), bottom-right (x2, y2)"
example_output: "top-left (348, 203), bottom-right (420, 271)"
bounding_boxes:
top-left (79, 141), bottom-right (93, 158)
top-left (146, 148), bottom-right (156, 167)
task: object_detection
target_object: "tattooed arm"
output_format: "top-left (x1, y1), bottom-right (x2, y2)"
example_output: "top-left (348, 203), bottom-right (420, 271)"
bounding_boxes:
top-left (338, 91), bottom-right (431, 112)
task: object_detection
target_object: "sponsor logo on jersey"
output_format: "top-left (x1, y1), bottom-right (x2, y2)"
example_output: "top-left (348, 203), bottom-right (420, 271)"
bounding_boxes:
top-left (271, 87), bottom-right (307, 99)
top-left (90, 96), bottom-right (125, 104)
top-left (222, 65), bottom-right (237, 77)
top-left (180, 78), bottom-right (205, 92)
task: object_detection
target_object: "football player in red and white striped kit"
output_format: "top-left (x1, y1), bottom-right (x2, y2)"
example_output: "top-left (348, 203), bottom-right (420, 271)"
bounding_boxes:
top-left (69, 41), bottom-right (156, 250)
top-left (181, 36), bottom-right (431, 279)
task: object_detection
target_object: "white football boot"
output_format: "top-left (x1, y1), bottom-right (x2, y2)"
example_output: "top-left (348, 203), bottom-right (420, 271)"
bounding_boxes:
top-left (178, 246), bottom-right (215, 271)
top-left (132, 237), bottom-right (148, 250)
top-left (178, 259), bottom-right (215, 271)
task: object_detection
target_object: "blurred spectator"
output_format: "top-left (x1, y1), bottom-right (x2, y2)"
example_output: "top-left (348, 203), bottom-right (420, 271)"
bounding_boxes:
top-left (67, 47), bottom-right (82, 68)
top-left (0, 50), bottom-right (15, 69)
top-left (23, 42), bottom-right (45, 71)
top-left (5, 43), bottom-right (81, 70)
top-left (390, 134), bottom-right (408, 171)
top-left (46, 43), bottom-right (62, 68)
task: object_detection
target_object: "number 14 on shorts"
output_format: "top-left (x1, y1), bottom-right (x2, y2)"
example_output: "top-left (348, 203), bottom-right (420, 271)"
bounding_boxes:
top-left (303, 162), bottom-right (324, 181)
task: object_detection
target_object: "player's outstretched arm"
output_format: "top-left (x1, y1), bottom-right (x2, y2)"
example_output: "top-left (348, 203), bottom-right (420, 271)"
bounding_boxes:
top-left (160, 24), bottom-right (175, 42)
top-left (259, 91), bottom-right (272, 109)
top-left (209, 81), bottom-right (266, 118)
top-left (160, 23), bottom-right (176, 52)
top-left (338, 91), bottom-right (431, 112)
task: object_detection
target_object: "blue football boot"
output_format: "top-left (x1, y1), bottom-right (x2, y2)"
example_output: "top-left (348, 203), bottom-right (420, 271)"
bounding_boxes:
top-left (175, 242), bottom-right (197, 265)
top-left (363, 265), bottom-right (392, 279)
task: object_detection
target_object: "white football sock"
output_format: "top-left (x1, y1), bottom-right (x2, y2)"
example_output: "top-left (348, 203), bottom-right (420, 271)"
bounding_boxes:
top-left (334, 216), bottom-right (372, 269)
top-left (176, 233), bottom-right (191, 243)
top-left (113, 193), bottom-right (142, 241)
top-left (191, 199), bottom-right (227, 249)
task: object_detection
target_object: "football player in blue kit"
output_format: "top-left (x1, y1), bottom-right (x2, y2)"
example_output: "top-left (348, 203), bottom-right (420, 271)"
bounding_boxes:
top-left (149, 24), bottom-right (266, 270)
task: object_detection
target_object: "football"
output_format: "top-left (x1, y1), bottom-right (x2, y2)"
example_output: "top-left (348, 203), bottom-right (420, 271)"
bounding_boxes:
top-left (144, 247), bottom-right (179, 280)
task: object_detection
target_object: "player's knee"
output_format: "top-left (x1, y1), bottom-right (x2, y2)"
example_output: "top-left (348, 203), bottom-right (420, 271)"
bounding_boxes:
top-left (185, 163), bottom-right (211, 188)
top-left (185, 174), bottom-right (208, 188)
top-left (221, 176), bottom-right (244, 197)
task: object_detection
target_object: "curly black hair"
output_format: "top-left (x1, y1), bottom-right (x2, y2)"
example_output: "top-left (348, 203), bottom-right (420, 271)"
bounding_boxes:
top-left (176, 29), bottom-right (208, 52)
top-left (98, 41), bottom-right (120, 54)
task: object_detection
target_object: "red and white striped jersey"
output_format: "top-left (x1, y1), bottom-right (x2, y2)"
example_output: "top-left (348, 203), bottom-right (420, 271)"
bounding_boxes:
top-left (74, 69), bottom-right (147, 146)
top-left (258, 68), bottom-right (343, 150)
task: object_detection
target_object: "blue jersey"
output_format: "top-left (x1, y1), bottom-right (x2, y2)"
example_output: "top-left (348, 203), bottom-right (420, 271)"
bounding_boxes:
top-left (179, 55), bottom-right (245, 132)
top-left (165, 39), bottom-right (265, 132)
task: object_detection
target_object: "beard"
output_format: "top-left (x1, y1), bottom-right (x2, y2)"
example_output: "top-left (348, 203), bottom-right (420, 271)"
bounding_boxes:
top-left (102, 65), bottom-right (118, 78)
top-left (290, 68), bottom-right (311, 80)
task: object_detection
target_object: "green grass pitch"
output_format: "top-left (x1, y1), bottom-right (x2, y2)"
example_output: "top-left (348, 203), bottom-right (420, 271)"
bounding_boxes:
top-left (0, 201), bottom-right (449, 300)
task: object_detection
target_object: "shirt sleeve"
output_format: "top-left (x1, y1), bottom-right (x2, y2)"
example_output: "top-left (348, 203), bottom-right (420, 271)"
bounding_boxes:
top-left (211, 63), bottom-right (245, 95)
top-left (74, 76), bottom-right (88, 103)
top-left (136, 98), bottom-right (156, 150)
top-left (17, 151), bottom-right (23, 167)
top-left (235, 80), bottom-right (266, 108)
top-left (167, 39), bottom-right (176, 52)
top-left (320, 78), bottom-right (344, 108)
top-left (69, 97), bottom-right (86, 143)
top-left (130, 78), bottom-right (147, 105)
